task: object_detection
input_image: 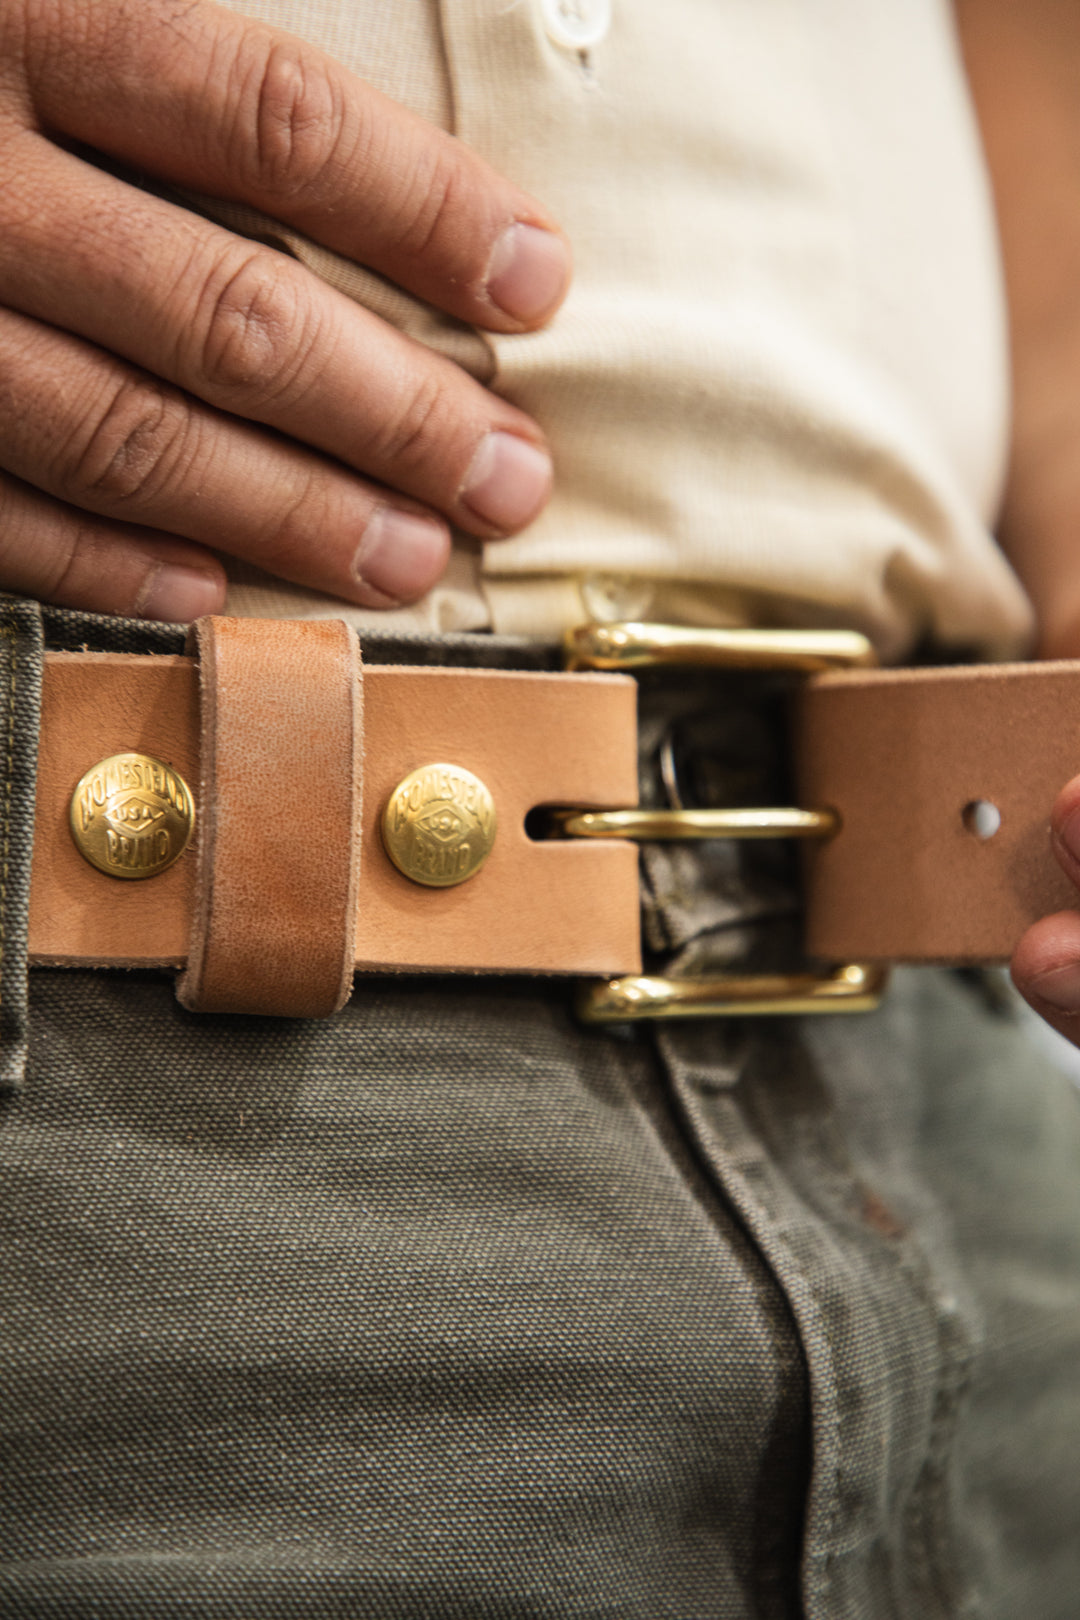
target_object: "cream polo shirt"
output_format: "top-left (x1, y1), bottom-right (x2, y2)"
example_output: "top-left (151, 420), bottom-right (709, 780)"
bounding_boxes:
top-left (207, 0), bottom-right (1033, 660)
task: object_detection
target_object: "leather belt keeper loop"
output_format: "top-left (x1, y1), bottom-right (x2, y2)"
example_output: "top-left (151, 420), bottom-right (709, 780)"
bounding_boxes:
top-left (28, 634), bottom-right (641, 989)
top-left (35, 627), bottom-right (1080, 1007)
top-left (176, 616), bottom-right (363, 1018)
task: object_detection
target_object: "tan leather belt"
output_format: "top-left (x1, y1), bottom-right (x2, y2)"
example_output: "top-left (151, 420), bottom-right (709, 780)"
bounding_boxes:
top-left (30, 617), bottom-right (1080, 1020)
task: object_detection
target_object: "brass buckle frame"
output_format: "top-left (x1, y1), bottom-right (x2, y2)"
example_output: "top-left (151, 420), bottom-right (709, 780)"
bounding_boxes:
top-left (561, 622), bottom-right (888, 1022)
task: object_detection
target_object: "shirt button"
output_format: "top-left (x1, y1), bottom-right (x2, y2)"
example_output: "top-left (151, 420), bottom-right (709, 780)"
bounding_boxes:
top-left (581, 573), bottom-right (654, 623)
top-left (540, 0), bottom-right (612, 51)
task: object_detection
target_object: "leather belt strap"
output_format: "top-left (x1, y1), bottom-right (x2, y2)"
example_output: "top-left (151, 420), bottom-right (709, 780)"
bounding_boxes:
top-left (30, 626), bottom-right (641, 990)
top-left (176, 617), bottom-right (363, 1018)
top-left (30, 623), bottom-right (1080, 1005)
top-left (798, 661), bottom-right (1080, 962)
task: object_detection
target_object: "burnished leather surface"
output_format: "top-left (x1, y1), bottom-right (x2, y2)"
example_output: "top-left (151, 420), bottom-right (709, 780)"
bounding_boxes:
top-left (31, 651), bottom-right (199, 968)
top-left (799, 661), bottom-right (1080, 962)
top-left (176, 617), bottom-right (363, 1018)
top-left (29, 631), bottom-right (642, 985)
top-left (34, 641), bottom-right (1080, 982)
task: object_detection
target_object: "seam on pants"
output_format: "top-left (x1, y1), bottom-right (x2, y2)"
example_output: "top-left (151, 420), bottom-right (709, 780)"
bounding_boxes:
top-left (0, 597), bottom-right (42, 1091)
top-left (902, 1297), bottom-right (975, 1617)
top-left (659, 1035), bottom-right (969, 1620)
top-left (797, 1109), bottom-right (976, 1617)
top-left (700, 1116), bottom-right (854, 1616)
top-left (0, 620), bottom-right (17, 1015)
top-left (652, 1051), bottom-right (862, 1616)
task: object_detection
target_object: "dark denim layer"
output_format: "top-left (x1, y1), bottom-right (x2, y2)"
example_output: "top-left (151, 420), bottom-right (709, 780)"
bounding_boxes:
top-left (2, 599), bottom-right (1080, 1618)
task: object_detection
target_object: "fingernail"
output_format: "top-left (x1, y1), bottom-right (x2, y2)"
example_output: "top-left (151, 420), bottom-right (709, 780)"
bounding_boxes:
top-left (353, 507), bottom-right (449, 604)
top-left (1029, 963), bottom-right (1080, 1013)
top-left (486, 223), bottom-right (570, 324)
top-left (1058, 809), bottom-right (1080, 862)
top-left (137, 566), bottom-right (223, 623)
top-left (460, 433), bottom-right (552, 532)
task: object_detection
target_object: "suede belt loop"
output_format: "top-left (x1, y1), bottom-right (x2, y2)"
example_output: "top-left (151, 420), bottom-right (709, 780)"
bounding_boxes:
top-left (176, 617), bottom-right (363, 1018)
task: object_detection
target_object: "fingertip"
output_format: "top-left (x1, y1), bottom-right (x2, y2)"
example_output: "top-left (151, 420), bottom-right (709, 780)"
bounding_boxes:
top-left (1044, 776), bottom-right (1080, 893)
top-left (458, 432), bottom-right (553, 535)
top-left (1051, 775), bottom-right (1080, 839)
top-left (135, 560), bottom-right (227, 622)
top-left (1012, 911), bottom-right (1080, 1012)
top-left (351, 505), bottom-right (451, 607)
top-left (483, 222), bottom-right (572, 329)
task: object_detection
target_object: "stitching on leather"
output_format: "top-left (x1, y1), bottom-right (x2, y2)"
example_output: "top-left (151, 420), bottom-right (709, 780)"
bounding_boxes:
top-left (0, 619), bottom-right (17, 1015)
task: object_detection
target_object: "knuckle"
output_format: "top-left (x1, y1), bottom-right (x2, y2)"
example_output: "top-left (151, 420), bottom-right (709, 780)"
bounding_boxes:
top-left (41, 527), bottom-right (93, 605)
top-left (240, 36), bottom-right (345, 201)
top-left (364, 370), bottom-right (452, 476)
top-left (60, 378), bottom-right (190, 509)
top-left (389, 154), bottom-right (467, 264)
top-left (193, 249), bottom-right (307, 405)
top-left (245, 477), bottom-right (319, 572)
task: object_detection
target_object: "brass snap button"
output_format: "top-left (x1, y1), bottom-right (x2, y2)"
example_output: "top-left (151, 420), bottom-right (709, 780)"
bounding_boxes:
top-left (382, 763), bottom-right (496, 888)
top-left (69, 753), bottom-right (195, 880)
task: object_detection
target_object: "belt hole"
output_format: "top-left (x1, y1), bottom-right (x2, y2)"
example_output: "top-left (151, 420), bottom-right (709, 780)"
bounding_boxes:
top-left (962, 799), bottom-right (1001, 841)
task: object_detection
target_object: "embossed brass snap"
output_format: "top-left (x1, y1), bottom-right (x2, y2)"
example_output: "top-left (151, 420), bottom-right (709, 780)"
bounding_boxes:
top-left (69, 753), bottom-right (195, 880)
top-left (382, 763), bottom-right (496, 888)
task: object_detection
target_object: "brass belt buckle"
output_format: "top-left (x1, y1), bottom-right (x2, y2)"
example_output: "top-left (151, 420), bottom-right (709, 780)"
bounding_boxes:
top-left (562, 622), bottom-right (890, 1022)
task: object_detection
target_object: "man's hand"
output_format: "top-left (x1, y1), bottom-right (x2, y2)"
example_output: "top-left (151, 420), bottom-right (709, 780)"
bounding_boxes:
top-left (1012, 776), bottom-right (1080, 1042)
top-left (0, 0), bottom-right (570, 618)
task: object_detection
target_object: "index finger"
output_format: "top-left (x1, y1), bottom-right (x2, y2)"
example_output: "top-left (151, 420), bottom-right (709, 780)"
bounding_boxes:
top-left (18, 0), bottom-right (571, 332)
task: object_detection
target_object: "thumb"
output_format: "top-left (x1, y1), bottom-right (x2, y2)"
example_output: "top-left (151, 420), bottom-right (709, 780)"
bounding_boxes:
top-left (1011, 772), bottom-right (1080, 1044)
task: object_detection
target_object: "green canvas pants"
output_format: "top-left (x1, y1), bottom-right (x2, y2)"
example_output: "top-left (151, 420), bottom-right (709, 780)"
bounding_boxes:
top-left (3, 596), bottom-right (1080, 1619)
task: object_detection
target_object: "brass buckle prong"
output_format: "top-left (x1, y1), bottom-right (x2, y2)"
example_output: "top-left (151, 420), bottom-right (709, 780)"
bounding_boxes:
top-left (564, 622), bottom-right (876, 673)
top-left (547, 807), bottom-right (840, 841)
top-left (565, 622), bottom-right (883, 1022)
top-left (577, 964), bottom-right (889, 1023)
